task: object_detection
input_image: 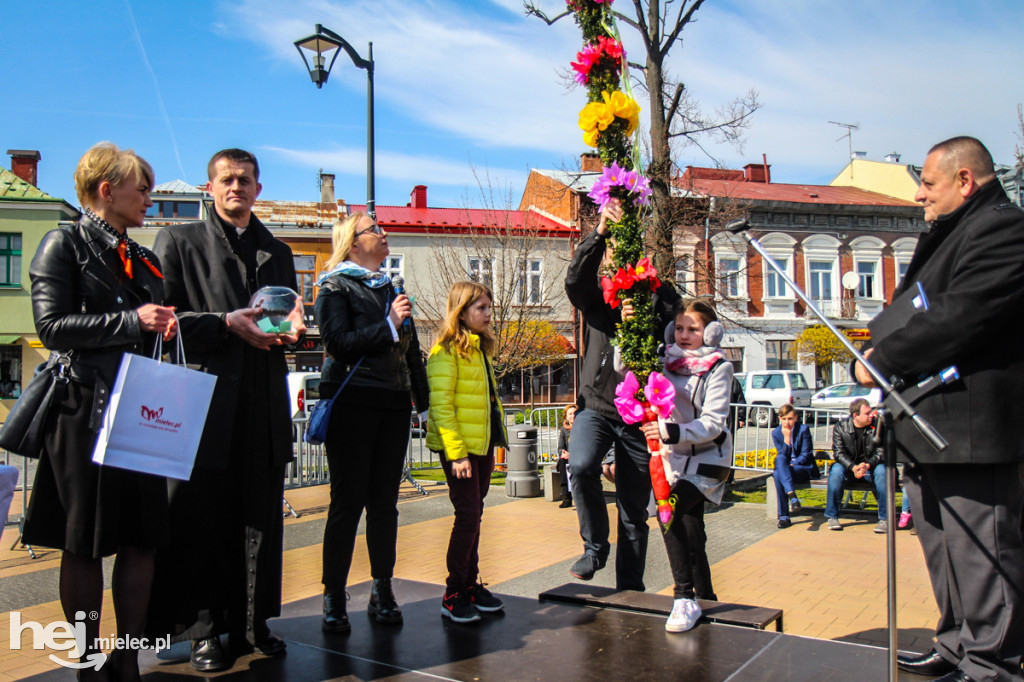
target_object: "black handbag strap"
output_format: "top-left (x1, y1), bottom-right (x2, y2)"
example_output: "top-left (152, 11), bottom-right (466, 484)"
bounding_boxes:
top-left (326, 356), bottom-right (364, 403)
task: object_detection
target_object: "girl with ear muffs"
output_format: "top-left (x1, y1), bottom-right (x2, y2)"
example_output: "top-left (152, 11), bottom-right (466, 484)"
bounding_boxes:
top-left (640, 299), bottom-right (734, 634)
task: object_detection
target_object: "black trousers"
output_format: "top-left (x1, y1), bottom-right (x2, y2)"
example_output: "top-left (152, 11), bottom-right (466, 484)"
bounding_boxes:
top-left (322, 402), bottom-right (410, 591)
top-left (904, 462), bottom-right (1024, 682)
top-left (660, 480), bottom-right (715, 600)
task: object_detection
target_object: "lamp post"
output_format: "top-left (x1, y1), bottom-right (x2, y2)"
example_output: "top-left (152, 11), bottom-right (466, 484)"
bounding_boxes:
top-left (294, 24), bottom-right (375, 218)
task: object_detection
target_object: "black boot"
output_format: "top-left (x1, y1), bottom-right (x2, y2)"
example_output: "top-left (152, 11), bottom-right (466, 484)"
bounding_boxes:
top-left (322, 590), bottom-right (351, 634)
top-left (368, 578), bottom-right (403, 624)
top-left (559, 495), bottom-right (573, 508)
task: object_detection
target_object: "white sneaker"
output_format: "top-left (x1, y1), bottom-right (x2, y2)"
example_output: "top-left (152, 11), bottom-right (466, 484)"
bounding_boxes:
top-left (665, 598), bottom-right (702, 633)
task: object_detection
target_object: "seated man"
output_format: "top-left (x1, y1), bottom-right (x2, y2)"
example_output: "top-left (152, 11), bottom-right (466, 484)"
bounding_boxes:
top-left (825, 398), bottom-right (886, 532)
top-left (771, 404), bottom-right (819, 528)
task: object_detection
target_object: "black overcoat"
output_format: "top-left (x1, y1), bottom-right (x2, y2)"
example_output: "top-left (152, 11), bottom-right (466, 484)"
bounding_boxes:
top-left (871, 181), bottom-right (1024, 465)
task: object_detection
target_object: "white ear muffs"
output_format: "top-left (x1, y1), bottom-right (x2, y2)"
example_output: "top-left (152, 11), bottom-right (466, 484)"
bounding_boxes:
top-left (703, 321), bottom-right (724, 347)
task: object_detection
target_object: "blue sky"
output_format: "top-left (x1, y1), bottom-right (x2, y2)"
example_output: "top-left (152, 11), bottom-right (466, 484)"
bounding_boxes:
top-left (2, 0), bottom-right (1022, 210)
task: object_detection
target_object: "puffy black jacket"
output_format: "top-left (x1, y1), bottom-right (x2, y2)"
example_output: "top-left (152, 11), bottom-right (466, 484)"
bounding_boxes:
top-left (315, 273), bottom-right (429, 413)
top-left (832, 416), bottom-right (883, 471)
top-left (564, 228), bottom-right (678, 420)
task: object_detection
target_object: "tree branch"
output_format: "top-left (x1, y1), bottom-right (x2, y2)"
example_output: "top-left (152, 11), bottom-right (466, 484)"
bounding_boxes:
top-left (523, 1), bottom-right (572, 25)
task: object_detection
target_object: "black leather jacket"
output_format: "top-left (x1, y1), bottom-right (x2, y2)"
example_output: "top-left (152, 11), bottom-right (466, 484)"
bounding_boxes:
top-left (315, 273), bottom-right (429, 412)
top-left (30, 215), bottom-right (164, 425)
top-left (832, 416), bottom-right (883, 471)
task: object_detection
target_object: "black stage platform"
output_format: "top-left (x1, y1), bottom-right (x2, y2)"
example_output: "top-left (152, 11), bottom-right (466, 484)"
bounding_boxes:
top-left (27, 578), bottom-right (907, 681)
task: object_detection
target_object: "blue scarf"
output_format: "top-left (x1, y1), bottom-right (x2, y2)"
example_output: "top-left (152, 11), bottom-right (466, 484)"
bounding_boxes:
top-left (316, 260), bottom-right (391, 288)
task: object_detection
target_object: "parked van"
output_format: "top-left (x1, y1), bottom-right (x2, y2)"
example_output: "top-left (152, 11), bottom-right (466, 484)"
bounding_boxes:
top-left (743, 370), bottom-right (813, 427)
top-left (287, 371), bottom-right (321, 419)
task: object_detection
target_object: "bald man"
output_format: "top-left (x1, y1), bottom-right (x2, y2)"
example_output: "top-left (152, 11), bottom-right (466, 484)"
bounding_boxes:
top-left (857, 137), bottom-right (1024, 682)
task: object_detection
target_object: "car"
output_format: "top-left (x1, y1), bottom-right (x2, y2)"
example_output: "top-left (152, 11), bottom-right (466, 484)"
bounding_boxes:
top-left (743, 370), bottom-right (813, 428)
top-left (810, 382), bottom-right (882, 413)
top-left (287, 371), bottom-right (321, 420)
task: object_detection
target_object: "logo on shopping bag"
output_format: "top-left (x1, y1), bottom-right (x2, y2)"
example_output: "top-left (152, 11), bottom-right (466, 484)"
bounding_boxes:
top-left (139, 404), bottom-right (182, 432)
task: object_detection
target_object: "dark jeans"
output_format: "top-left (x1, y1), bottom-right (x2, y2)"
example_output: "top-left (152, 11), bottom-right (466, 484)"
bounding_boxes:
top-left (904, 463), bottom-right (1024, 682)
top-left (661, 480), bottom-right (715, 600)
top-left (556, 457), bottom-right (571, 499)
top-left (440, 452), bottom-right (494, 593)
top-left (825, 461), bottom-right (887, 521)
top-left (322, 403), bottom-right (410, 591)
top-left (772, 458), bottom-right (819, 518)
top-left (568, 408), bottom-right (651, 591)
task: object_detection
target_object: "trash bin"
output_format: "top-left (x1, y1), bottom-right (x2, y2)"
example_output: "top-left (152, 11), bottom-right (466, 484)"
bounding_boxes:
top-left (504, 426), bottom-right (540, 498)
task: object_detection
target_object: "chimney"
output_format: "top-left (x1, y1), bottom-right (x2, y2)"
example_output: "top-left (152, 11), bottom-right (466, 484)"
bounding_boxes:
top-left (884, 152), bottom-right (901, 163)
top-left (7, 149), bottom-right (41, 187)
top-left (581, 153), bottom-right (602, 173)
top-left (319, 172), bottom-right (335, 204)
top-left (851, 151), bottom-right (867, 159)
top-left (410, 185), bottom-right (427, 208)
top-left (743, 162), bottom-right (771, 183)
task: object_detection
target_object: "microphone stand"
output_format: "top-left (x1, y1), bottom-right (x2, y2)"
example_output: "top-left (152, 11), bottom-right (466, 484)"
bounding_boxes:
top-left (725, 219), bottom-right (948, 682)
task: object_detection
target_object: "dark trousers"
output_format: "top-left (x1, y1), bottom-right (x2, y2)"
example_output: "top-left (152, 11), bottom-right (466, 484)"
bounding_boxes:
top-left (772, 459), bottom-right (819, 518)
top-left (322, 403), bottom-right (410, 591)
top-left (568, 408), bottom-right (651, 591)
top-left (904, 462), bottom-right (1024, 682)
top-left (440, 452), bottom-right (494, 593)
top-left (556, 457), bottom-right (571, 500)
top-left (660, 480), bottom-right (715, 600)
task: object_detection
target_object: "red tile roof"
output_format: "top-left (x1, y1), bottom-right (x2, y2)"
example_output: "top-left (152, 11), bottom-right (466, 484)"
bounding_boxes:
top-left (676, 177), bottom-right (920, 207)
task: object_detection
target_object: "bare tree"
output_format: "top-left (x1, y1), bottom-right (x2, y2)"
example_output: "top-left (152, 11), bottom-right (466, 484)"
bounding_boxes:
top-left (525, 0), bottom-right (760, 274)
top-left (411, 169), bottom-right (573, 382)
top-left (1014, 103), bottom-right (1024, 168)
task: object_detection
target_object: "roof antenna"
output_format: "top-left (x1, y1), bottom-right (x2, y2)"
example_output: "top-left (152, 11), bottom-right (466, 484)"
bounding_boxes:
top-left (829, 121), bottom-right (860, 179)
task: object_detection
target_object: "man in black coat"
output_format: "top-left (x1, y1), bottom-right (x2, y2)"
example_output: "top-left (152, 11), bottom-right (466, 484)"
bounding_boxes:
top-left (857, 137), bottom-right (1024, 682)
top-left (564, 198), bottom-right (678, 590)
top-left (149, 149), bottom-right (304, 672)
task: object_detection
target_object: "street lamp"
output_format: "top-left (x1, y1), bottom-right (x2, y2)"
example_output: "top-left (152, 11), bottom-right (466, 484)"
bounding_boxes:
top-left (294, 24), bottom-right (376, 218)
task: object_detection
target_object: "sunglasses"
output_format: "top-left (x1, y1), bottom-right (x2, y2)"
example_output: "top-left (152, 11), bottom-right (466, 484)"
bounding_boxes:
top-left (355, 223), bottom-right (383, 237)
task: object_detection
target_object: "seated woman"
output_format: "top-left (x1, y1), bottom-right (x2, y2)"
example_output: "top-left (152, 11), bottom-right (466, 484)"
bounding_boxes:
top-left (771, 404), bottom-right (819, 528)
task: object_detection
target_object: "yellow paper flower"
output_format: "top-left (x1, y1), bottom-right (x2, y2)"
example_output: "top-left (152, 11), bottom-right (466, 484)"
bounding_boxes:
top-left (579, 101), bottom-right (614, 133)
top-left (602, 90), bottom-right (640, 134)
top-left (583, 129), bottom-right (601, 147)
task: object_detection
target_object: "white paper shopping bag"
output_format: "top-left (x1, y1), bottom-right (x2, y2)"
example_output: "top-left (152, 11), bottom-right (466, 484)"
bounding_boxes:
top-left (91, 334), bottom-right (216, 480)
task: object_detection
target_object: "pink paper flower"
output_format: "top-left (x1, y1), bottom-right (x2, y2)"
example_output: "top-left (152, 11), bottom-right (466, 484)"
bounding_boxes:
top-left (614, 371), bottom-right (644, 424)
top-left (644, 372), bottom-right (675, 419)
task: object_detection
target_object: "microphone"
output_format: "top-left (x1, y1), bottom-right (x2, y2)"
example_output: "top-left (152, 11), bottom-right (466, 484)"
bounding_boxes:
top-left (392, 275), bottom-right (412, 328)
top-left (726, 218), bottom-right (749, 234)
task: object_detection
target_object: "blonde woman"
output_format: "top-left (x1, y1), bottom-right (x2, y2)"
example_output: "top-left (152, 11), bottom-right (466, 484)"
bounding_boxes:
top-left (314, 212), bottom-right (429, 634)
top-left (427, 281), bottom-right (508, 623)
top-left (25, 143), bottom-right (176, 680)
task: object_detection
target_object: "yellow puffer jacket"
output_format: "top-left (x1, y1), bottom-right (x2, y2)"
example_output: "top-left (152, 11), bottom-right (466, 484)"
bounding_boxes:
top-left (426, 335), bottom-right (506, 461)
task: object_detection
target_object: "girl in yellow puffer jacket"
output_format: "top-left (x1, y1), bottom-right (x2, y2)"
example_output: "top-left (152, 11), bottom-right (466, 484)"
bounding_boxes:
top-left (427, 281), bottom-right (508, 623)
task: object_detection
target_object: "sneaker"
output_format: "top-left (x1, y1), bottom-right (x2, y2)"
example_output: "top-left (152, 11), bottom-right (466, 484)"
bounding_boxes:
top-left (466, 582), bottom-right (504, 612)
top-left (441, 590), bottom-right (481, 623)
top-left (665, 598), bottom-right (702, 633)
top-left (898, 512), bottom-right (912, 529)
top-left (827, 518), bottom-right (843, 531)
top-left (368, 578), bottom-right (403, 624)
top-left (874, 520), bottom-right (888, 534)
top-left (777, 516), bottom-right (792, 529)
top-left (789, 496), bottom-right (802, 513)
top-left (569, 554), bottom-right (604, 581)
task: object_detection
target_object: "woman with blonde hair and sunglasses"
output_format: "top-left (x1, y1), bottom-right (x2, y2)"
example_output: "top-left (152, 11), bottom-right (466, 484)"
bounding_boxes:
top-left (314, 212), bottom-right (429, 634)
top-left (427, 281), bottom-right (508, 623)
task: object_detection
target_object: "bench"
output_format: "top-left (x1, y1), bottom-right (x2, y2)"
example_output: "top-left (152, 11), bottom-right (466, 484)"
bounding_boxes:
top-left (764, 442), bottom-right (902, 520)
top-left (540, 583), bottom-right (784, 632)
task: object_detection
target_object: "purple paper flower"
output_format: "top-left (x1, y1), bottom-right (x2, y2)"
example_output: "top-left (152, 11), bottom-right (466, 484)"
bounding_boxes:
top-left (587, 163), bottom-right (653, 213)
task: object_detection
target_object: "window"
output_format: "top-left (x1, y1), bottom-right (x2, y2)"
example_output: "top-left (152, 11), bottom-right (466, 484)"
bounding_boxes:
top-left (722, 347), bottom-right (744, 373)
top-left (293, 254), bottom-right (316, 326)
top-left (146, 200), bottom-right (200, 218)
top-left (766, 258), bottom-right (788, 298)
top-left (0, 233), bottom-right (21, 286)
top-left (517, 259), bottom-right (542, 305)
top-left (468, 257), bottom-right (492, 287)
top-left (0, 343), bottom-right (22, 398)
top-left (897, 261), bottom-right (910, 287)
top-left (675, 256), bottom-right (694, 293)
top-left (719, 258), bottom-right (741, 297)
top-left (808, 261), bottom-right (833, 301)
top-left (379, 255), bottom-right (403, 280)
top-left (766, 340), bottom-right (796, 370)
top-left (857, 261), bottom-right (876, 298)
